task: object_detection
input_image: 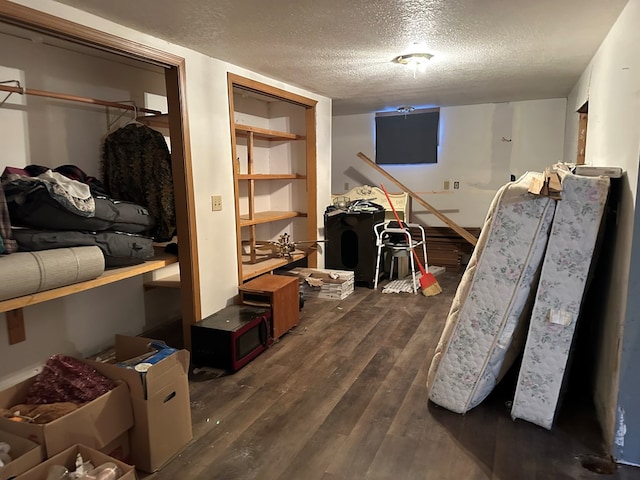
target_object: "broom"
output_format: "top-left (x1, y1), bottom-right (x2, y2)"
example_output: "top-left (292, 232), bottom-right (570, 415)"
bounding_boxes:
top-left (380, 183), bottom-right (442, 296)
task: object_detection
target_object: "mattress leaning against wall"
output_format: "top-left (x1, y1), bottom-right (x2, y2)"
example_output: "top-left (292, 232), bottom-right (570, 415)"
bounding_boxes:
top-left (511, 170), bottom-right (610, 429)
top-left (427, 172), bottom-right (556, 413)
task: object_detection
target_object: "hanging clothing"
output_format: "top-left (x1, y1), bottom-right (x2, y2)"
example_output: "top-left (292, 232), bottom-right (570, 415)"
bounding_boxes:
top-left (0, 183), bottom-right (17, 254)
top-left (101, 124), bottom-right (175, 242)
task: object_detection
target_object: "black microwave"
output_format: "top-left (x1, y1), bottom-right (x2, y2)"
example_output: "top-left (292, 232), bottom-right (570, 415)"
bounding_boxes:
top-left (191, 305), bottom-right (273, 372)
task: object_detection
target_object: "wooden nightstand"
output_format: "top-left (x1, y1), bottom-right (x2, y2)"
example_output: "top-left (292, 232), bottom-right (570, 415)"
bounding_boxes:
top-left (238, 274), bottom-right (299, 340)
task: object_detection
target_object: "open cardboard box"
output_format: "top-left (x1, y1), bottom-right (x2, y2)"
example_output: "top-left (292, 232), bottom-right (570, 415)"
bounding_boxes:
top-left (0, 430), bottom-right (44, 480)
top-left (86, 335), bottom-right (192, 473)
top-left (14, 444), bottom-right (136, 480)
top-left (0, 375), bottom-right (133, 459)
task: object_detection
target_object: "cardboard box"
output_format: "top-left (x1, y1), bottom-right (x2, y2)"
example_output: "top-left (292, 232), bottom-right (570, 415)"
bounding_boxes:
top-left (86, 335), bottom-right (192, 473)
top-left (0, 430), bottom-right (44, 480)
top-left (100, 431), bottom-right (130, 464)
top-left (15, 444), bottom-right (136, 480)
top-left (0, 377), bottom-right (133, 458)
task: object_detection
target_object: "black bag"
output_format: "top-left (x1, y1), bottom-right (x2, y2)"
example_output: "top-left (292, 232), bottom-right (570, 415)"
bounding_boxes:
top-left (13, 228), bottom-right (155, 267)
top-left (4, 181), bottom-right (155, 234)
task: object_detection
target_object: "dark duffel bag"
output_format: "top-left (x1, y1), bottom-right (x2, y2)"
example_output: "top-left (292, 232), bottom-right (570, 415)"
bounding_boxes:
top-left (13, 228), bottom-right (155, 268)
top-left (4, 181), bottom-right (155, 234)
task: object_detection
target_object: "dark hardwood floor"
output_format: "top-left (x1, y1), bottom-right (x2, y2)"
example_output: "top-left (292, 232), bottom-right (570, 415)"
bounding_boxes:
top-left (143, 272), bottom-right (640, 479)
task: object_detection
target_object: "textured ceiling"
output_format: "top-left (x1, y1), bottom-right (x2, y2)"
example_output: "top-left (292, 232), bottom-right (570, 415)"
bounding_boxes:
top-left (54, 0), bottom-right (628, 115)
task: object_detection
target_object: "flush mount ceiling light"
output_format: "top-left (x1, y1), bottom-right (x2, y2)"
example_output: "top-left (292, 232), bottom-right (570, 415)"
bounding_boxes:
top-left (394, 52), bottom-right (433, 66)
top-left (397, 105), bottom-right (415, 114)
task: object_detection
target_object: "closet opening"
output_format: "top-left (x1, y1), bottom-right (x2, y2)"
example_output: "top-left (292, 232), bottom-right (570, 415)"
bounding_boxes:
top-left (0, 2), bottom-right (200, 349)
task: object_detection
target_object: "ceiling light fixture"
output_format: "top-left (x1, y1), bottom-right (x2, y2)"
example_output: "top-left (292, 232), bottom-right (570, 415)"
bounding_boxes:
top-left (394, 52), bottom-right (433, 78)
top-left (394, 52), bottom-right (433, 66)
top-left (397, 105), bottom-right (415, 114)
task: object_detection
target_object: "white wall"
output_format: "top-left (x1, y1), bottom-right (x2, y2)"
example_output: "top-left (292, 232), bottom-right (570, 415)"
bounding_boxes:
top-left (332, 99), bottom-right (566, 229)
top-left (564, 0), bottom-right (640, 464)
top-left (0, 0), bottom-right (332, 385)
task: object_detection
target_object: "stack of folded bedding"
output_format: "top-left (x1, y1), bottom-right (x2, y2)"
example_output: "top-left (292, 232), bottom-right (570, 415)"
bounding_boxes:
top-left (2, 165), bottom-right (156, 267)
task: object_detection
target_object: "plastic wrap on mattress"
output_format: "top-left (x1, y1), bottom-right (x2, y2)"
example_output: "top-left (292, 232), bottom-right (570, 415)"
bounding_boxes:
top-left (511, 171), bottom-right (609, 429)
top-left (427, 172), bottom-right (556, 413)
top-left (0, 246), bottom-right (105, 301)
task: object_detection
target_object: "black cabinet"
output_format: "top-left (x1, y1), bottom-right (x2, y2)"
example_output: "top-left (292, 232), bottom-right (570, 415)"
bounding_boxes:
top-left (324, 207), bottom-right (385, 288)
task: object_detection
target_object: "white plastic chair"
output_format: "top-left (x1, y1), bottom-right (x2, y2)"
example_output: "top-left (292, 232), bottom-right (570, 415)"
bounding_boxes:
top-left (373, 221), bottom-right (428, 294)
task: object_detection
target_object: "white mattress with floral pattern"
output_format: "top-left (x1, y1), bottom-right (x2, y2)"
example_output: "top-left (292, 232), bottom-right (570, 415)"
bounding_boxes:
top-left (511, 170), bottom-right (609, 429)
top-left (427, 172), bottom-right (556, 413)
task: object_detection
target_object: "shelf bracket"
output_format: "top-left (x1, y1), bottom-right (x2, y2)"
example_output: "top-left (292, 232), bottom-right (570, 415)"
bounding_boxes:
top-left (7, 308), bottom-right (26, 344)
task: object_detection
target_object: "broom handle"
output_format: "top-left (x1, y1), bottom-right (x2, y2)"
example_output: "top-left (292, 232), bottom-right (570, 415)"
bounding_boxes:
top-left (380, 183), bottom-right (428, 277)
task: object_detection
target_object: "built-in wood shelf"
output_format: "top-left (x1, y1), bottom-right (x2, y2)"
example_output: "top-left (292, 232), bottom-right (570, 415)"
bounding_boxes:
top-left (235, 124), bottom-right (305, 141)
top-left (229, 73), bottom-right (318, 285)
top-left (239, 210), bottom-right (307, 227)
top-left (137, 113), bottom-right (169, 128)
top-left (2, 250), bottom-right (178, 345)
top-left (144, 272), bottom-right (181, 289)
top-left (241, 251), bottom-right (308, 281)
top-left (237, 173), bottom-right (306, 180)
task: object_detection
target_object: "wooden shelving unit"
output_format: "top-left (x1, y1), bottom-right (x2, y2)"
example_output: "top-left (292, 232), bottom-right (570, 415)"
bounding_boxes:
top-left (235, 124), bottom-right (304, 141)
top-left (137, 113), bottom-right (169, 129)
top-left (228, 73), bottom-right (318, 283)
top-left (237, 173), bottom-right (306, 180)
top-left (238, 210), bottom-right (307, 227)
top-left (2, 251), bottom-right (178, 345)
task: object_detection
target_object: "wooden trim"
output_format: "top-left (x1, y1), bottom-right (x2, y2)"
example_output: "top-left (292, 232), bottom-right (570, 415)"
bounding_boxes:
top-left (228, 73), bottom-right (244, 284)
top-left (0, 1), bottom-right (184, 67)
top-left (228, 73), bottom-right (317, 108)
top-left (577, 112), bottom-right (588, 166)
top-left (7, 309), bottom-right (25, 345)
top-left (165, 64), bottom-right (200, 349)
top-left (305, 107), bottom-right (318, 268)
top-left (0, 1), bottom-right (201, 349)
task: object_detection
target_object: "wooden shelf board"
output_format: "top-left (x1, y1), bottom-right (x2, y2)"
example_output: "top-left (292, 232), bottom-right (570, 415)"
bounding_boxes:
top-left (241, 251), bottom-right (308, 281)
top-left (144, 272), bottom-right (181, 289)
top-left (239, 210), bottom-right (307, 226)
top-left (137, 113), bottom-right (169, 128)
top-left (235, 124), bottom-right (304, 141)
top-left (0, 251), bottom-right (178, 313)
top-left (237, 173), bottom-right (306, 180)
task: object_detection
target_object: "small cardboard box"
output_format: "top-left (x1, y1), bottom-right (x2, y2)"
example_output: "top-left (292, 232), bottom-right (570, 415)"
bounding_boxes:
top-left (86, 335), bottom-right (192, 473)
top-left (15, 444), bottom-right (136, 480)
top-left (0, 377), bottom-right (133, 459)
top-left (0, 430), bottom-right (44, 480)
